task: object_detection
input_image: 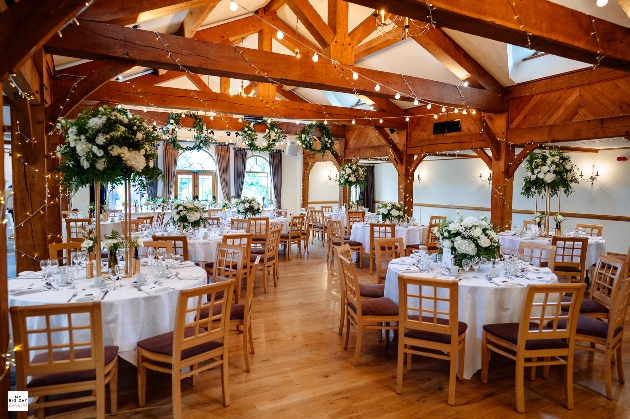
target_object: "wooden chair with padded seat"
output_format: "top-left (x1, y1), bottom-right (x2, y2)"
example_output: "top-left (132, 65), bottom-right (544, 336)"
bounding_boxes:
top-left (346, 210), bottom-right (364, 236)
top-left (61, 210), bottom-right (79, 218)
top-left (137, 280), bottom-right (235, 418)
top-left (396, 275), bottom-right (467, 405)
top-left (328, 219), bottom-right (363, 268)
top-left (231, 218), bottom-right (250, 232)
top-left (300, 211), bottom-right (311, 256)
top-left (49, 242), bottom-right (83, 266)
top-left (279, 215), bottom-right (304, 260)
top-left (65, 218), bottom-right (92, 242)
top-left (523, 219), bottom-right (536, 231)
top-left (249, 217), bottom-right (269, 248)
top-left (138, 241), bottom-right (173, 259)
top-left (575, 223), bottom-right (603, 237)
top-left (209, 243), bottom-right (245, 303)
top-left (136, 215), bottom-right (154, 225)
top-left (551, 236), bottom-right (589, 283)
top-left (310, 209), bottom-right (325, 244)
top-left (251, 224), bottom-right (281, 293)
top-left (321, 205), bottom-right (333, 213)
top-left (222, 233), bottom-right (252, 296)
top-left (152, 235), bottom-right (190, 261)
top-left (517, 242), bottom-right (556, 269)
top-left (155, 212), bottom-right (166, 226)
top-left (121, 218), bottom-right (145, 234)
top-left (481, 283), bottom-right (586, 413)
top-left (204, 216), bottom-right (220, 226)
top-left (406, 215), bottom-right (445, 256)
top-left (338, 253), bottom-right (399, 366)
top-left (374, 237), bottom-right (404, 284)
top-left (369, 223), bottom-right (395, 274)
top-left (10, 302), bottom-right (119, 419)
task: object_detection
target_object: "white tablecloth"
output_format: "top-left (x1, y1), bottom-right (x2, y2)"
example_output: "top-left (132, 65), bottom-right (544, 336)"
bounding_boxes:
top-left (8, 264), bottom-right (206, 365)
top-left (384, 258), bottom-right (558, 379)
top-left (350, 224), bottom-right (428, 248)
top-left (188, 238), bottom-right (221, 263)
top-left (498, 234), bottom-right (606, 267)
top-left (326, 213), bottom-right (347, 229)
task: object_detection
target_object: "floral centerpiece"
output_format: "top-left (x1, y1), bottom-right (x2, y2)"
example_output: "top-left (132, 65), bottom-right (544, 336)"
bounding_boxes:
top-left (437, 213), bottom-right (499, 267)
top-left (103, 230), bottom-right (127, 268)
top-left (533, 212), bottom-right (546, 225)
top-left (170, 200), bottom-right (208, 230)
top-left (553, 212), bottom-right (565, 229)
top-left (521, 149), bottom-right (579, 198)
top-left (234, 197), bottom-right (262, 219)
top-left (81, 228), bottom-right (97, 254)
top-left (377, 201), bottom-right (406, 223)
top-left (131, 236), bottom-right (144, 258)
top-left (338, 163), bottom-right (366, 187)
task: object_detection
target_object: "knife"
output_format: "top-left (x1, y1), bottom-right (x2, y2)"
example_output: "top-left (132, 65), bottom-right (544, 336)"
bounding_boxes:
top-left (101, 290), bottom-right (109, 300)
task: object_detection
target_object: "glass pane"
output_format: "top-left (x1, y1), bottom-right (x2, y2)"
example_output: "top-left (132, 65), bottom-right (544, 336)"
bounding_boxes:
top-left (198, 175), bottom-right (214, 203)
top-left (176, 150), bottom-right (217, 171)
top-left (177, 174), bottom-right (193, 201)
top-left (245, 155), bottom-right (269, 173)
top-left (242, 173), bottom-right (269, 201)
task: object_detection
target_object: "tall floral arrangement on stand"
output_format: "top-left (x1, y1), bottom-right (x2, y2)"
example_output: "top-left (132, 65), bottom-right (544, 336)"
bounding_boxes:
top-left (234, 197), bottom-right (262, 218)
top-left (437, 214), bottom-right (499, 267)
top-left (377, 201), bottom-right (406, 223)
top-left (170, 201), bottom-right (208, 230)
top-left (337, 163), bottom-right (366, 187)
top-left (521, 149), bottom-right (579, 198)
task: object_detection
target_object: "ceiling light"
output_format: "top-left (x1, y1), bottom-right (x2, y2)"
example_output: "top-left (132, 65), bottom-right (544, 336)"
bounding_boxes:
top-left (352, 72), bottom-right (358, 80)
top-left (454, 108), bottom-right (459, 113)
top-left (427, 103), bottom-right (431, 109)
top-left (596, 0), bottom-right (608, 6)
top-left (312, 52), bottom-right (318, 62)
top-left (277, 30), bottom-right (284, 40)
top-left (434, 114), bottom-right (438, 119)
top-left (375, 84), bottom-right (380, 91)
top-left (413, 99), bottom-right (419, 106)
top-left (395, 92), bottom-right (400, 100)
top-left (352, 119), bottom-right (356, 124)
top-left (229, 1), bottom-right (238, 11)
top-left (442, 106), bottom-right (446, 112)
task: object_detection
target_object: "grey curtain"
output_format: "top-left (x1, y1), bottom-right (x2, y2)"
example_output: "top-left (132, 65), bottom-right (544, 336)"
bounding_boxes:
top-left (146, 159), bottom-right (159, 199)
top-left (269, 150), bottom-right (282, 208)
top-left (359, 165), bottom-right (375, 212)
top-left (233, 148), bottom-right (248, 199)
top-left (161, 143), bottom-right (178, 199)
top-left (215, 144), bottom-right (231, 201)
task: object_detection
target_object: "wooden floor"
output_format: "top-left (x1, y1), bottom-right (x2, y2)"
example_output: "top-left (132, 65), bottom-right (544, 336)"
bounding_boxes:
top-left (44, 241), bottom-right (630, 419)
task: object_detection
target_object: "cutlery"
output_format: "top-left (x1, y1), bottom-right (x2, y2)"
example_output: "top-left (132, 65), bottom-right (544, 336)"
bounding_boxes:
top-left (67, 290), bottom-right (78, 302)
top-left (101, 290), bottom-right (109, 300)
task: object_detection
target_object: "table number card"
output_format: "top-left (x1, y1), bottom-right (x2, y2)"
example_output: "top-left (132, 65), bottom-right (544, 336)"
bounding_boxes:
top-left (442, 248), bottom-right (454, 271)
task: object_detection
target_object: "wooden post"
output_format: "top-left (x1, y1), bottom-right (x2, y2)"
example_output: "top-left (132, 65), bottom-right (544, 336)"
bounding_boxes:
top-left (257, 19), bottom-right (277, 101)
top-left (326, 0), bottom-right (354, 65)
top-left (0, 92), bottom-right (9, 412)
top-left (490, 141), bottom-right (514, 231)
top-left (302, 162), bottom-right (314, 208)
top-left (220, 77), bottom-right (231, 95)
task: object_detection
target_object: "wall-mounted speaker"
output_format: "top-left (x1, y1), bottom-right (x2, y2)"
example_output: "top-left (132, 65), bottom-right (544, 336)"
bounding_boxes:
top-left (285, 142), bottom-right (299, 156)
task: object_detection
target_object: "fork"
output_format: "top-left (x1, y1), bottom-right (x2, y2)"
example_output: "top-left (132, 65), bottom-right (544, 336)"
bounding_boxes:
top-left (67, 290), bottom-right (78, 302)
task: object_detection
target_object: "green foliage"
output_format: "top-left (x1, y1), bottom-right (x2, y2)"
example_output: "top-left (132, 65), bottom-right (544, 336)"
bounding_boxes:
top-left (521, 149), bottom-right (580, 198)
top-left (162, 112), bottom-right (216, 151)
top-left (296, 122), bottom-right (336, 158)
top-left (241, 121), bottom-right (286, 152)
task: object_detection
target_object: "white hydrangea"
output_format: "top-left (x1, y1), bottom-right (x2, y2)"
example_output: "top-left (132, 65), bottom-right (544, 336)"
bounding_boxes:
top-left (81, 239), bottom-right (93, 249)
top-left (454, 238), bottom-right (477, 255)
top-left (544, 172), bottom-right (556, 183)
top-left (448, 223), bottom-right (460, 232)
top-left (470, 227), bottom-right (482, 237)
top-left (478, 235), bottom-right (491, 247)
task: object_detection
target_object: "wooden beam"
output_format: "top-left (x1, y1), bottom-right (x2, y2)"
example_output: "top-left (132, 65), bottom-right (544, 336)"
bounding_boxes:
top-left (349, 12), bottom-right (389, 46)
top-left (369, 97), bottom-right (407, 116)
top-left (354, 30), bottom-right (403, 61)
top-left (407, 133), bottom-right (488, 153)
top-left (472, 148), bottom-right (492, 168)
top-left (0, 0), bottom-right (89, 81)
top-left (45, 20), bottom-right (506, 111)
top-left (508, 143), bottom-right (538, 178)
top-left (47, 60), bottom-right (136, 122)
top-left (374, 126), bottom-right (403, 163)
top-left (264, 0), bottom-right (286, 14)
top-left (186, 74), bottom-right (213, 92)
top-left (344, 144), bottom-right (391, 159)
top-left (194, 15), bottom-right (263, 44)
top-left (79, 0), bottom-right (211, 26)
top-left (482, 116), bottom-right (501, 158)
top-left (284, 0), bottom-right (334, 48)
top-left (408, 26), bottom-right (505, 94)
top-left (257, 19), bottom-right (276, 102)
top-left (276, 87), bottom-right (308, 103)
top-left (346, 0), bottom-right (630, 72)
top-left (326, 0), bottom-right (353, 65)
top-left (261, 12), bottom-right (322, 53)
top-left (175, 1), bottom-right (220, 38)
top-left (220, 78), bottom-right (230, 95)
top-left (302, 161), bottom-right (315, 208)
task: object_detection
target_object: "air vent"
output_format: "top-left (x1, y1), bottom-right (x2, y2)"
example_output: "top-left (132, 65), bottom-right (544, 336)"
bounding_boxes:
top-left (244, 116), bottom-right (264, 124)
top-left (433, 120), bottom-right (461, 135)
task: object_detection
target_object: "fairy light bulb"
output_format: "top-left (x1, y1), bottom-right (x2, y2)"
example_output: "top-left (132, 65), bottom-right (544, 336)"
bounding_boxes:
top-left (352, 72), bottom-right (358, 80)
top-left (352, 119), bottom-right (356, 124)
top-left (277, 30), bottom-right (284, 40)
top-left (379, 119), bottom-right (383, 123)
top-left (596, 0), bottom-right (608, 6)
top-left (426, 103), bottom-right (432, 109)
top-left (441, 106), bottom-right (446, 112)
top-left (312, 52), bottom-right (318, 62)
top-left (229, 1), bottom-right (238, 11)
top-left (413, 99), bottom-right (419, 106)
top-left (454, 108), bottom-right (459, 113)
top-left (471, 109), bottom-right (476, 114)
top-left (462, 109), bottom-right (467, 114)
top-left (434, 114), bottom-right (438, 119)
top-left (324, 120), bottom-right (328, 125)
top-left (375, 84), bottom-right (380, 91)
top-left (395, 93), bottom-right (400, 100)
top-left (405, 116), bottom-right (410, 122)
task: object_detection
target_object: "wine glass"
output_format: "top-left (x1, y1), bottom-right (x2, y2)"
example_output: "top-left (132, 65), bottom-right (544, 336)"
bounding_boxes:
top-left (471, 257), bottom-right (481, 272)
top-left (462, 259), bottom-right (472, 274)
top-left (49, 259), bottom-right (59, 274)
top-left (116, 248), bottom-right (126, 268)
top-left (40, 259), bottom-right (50, 279)
top-left (152, 261), bottom-right (165, 284)
top-left (147, 247), bottom-right (156, 260)
top-left (157, 248), bottom-right (166, 261)
top-left (109, 265), bottom-right (121, 289)
top-left (50, 273), bottom-right (61, 291)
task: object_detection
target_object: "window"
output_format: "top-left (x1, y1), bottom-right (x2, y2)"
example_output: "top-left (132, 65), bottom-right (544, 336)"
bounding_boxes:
top-left (242, 155), bottom-right (271, 202)
top-left (175, 150), bottom-right (218, 202)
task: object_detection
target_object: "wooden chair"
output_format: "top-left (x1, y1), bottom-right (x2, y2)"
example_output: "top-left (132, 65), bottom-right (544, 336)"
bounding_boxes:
top-left (573, 255), bottom-right (627, 319)
top-left (396, 276), bottom-right (467, 405)
top-left (10, 302), bottom-right (118, 419)
top-left (517, 242), bottom-right (556, 269)
top-left (551, 236), bottom-right (589, 283)
top-left (152, 235), bottom-right (189, 261)
top-left (523, 219), bottom-right (536, 231)
top-left (369, 223), bottom-right (395, 274)
top-left (107, 209), bottom-right (122, 217)
top-left (211, 243), bottom-right (245, 303)
top-left (155, 212), bottom-right (166, 226)
top-left (321, 205), bottom-right (333, 213)
top-left (327, 219), bottom-right (363, 268)
top-left (300, 212), bottom-right (311, 256)
top-left (208, 208), bottom-right (222, 217)
top-left (138, 240), bottom-right (173, 258)
top-left (121, 218), bottom-right (144, 234)
top-left (222, 233), bottom-right (252, 295)
top-left (49, 242), bottom-right (82, 266)
top-left (575, 223), bottom-right (603, 237)
top-left (608, 246), bottom-right (630, 278)
top-left (481, 283), bottom-right (586, 413)
top-left (231, 218), bottom-right (250, 232)
top-left (279, 215), bottom-right (304, 260)
top-left (136, 215), bottom-right (154, 225)
top-left (406, 215), bottom-right (445, 256)
top-left (569, 279), bottom-right (630, 399)
top-left (346, 210), bottom-right (364, 236)
top-left (338, 254), bottom-right (399, 366)
top-left (251, 224), bottom-right (281, 293)
top-left (249, 217), bottom-right (269, 246)
top-left (310, 209), bottom-right (325, 244)
top-left (61, 210), bottom-right (79, 218)
top-left (374, 237), bottom-right (404, 284)
top-left (274, 209), bottom-right (288, 218)
top-left (137, 280), bottom-right (235, 418)
top-left (65, 218), bottom-right (92, 242)
top-left (204, 216), bottom-right (220, 226)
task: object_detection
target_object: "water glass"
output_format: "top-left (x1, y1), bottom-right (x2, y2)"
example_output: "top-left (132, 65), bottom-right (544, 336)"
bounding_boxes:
top-left (462, 259), bottom-right (472, 273)
top-left (157, 248), bottom-right (166, 261)
top-left (147, 247), bottom-right (156, 260)
top-left (471, 257), bottom-right (481, 271)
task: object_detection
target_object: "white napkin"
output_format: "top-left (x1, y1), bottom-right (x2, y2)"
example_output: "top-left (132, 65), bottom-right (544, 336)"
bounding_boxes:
top-left (526, 273), bottom-right (553, 283)
top-left (498, 231), bottom-right (514, 236)
top-left (177, 272), bottom-right (204, 280)
top-left (179, 261), bottom-right (196, 268)
top-left (9, 287), bottom-right (49, 296)
top-left (390, 257), bottom-right (415, 265)
top-left (76, 289), bottom-right (101, 302)
top-left (527, 266), bottom-right (552, 273)
top-left (398, 267), bottom-right (420, 273)
top-left (492, 277), bottom-right (519, 287)
top-left (141, 284), bottom-right (170, 294)
top-left (18, 271), bottom-right (44, 278)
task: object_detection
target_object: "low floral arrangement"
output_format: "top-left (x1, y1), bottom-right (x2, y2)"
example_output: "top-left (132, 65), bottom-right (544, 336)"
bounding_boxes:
top-left (81, 228), bottom-right (97, 254)
top-left (103, 230), bottom-right (127, 252)
top-left (234, 197), bottom-right (262, 218)
top-left (241, 121), bottom-right (286, 152)
top-left (521, 149), bottom-right (579, 198)
top-left (338, 163), bottom-right (366, 187)
top-left (377, 201), bottom-right (406, 223)
top-left (170, 200), bottom-right (208, 229)
top-left (132, 236), bottom-right (144, 249)
top-left (533, 212), bottom-right (546, 224)
top-left (296, 122), bottom-right (336, 158)
top-left (553, 212), bottom-right (565, 225)
top-left (55, 106), bottom-right (162, 193)
top-left (437, 213), bottom-right (499, 267)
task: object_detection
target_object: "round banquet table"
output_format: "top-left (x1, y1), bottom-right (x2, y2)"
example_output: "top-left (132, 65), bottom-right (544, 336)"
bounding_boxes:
top-left (350, 223), bottom-right (428, 248)
top-left (498, 233), bottom-right (606, 267)
top-left (384, 257), bottom-right (558, 379)
top-left (326, 212), bottom-right (347, 228)
top-left (8, 263), bottom-right (206, 365)
top-left (188, 237), bottom-right (222, 263)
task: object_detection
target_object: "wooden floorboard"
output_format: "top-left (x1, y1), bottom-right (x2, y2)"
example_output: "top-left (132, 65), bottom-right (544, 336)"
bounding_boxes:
top-left (42, 241), bottom-right (630, 418)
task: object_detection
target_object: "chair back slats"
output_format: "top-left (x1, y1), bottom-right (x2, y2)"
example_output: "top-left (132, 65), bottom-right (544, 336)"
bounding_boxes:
top-left (136, 215), bottom-right (154, 225)
top-left (551, 237), bottom-right (588, 283)
top-left (139, 241), bottom-right (173, 257)
top-left (288, 215), bottom-right (304, 236)
top-left (49, 242), bottom-right (82, 266)
top-left (338, 254), bottom-right (360, 312)
top-left (208, 208), bottom-right (222, 217)
top-left (152, 235), bottom-right (189, 261)
top-left (374, 237), bottom-right (404, 281)
top-left (249, 217), bottom-right (269, 241)
top-left (266, 224), bottom-right (282, 256)
top-left (575, 223), bottom-right (603, 237)
top-left (398, 275), bottom-right (459, 339)
top-left (222, 233), bottom-right (251, 269)
top-left (370, 223), bottom-right (395, 248)
top-left (426, 216), bottom-right (446, 251)
top-left (173, 280), bottom-right (234, 356)
top-left (155, 212), bottom-right (165, 226)
top-left (523, 220), bottom-right (536, 230)
top-left (590, 255), bottom-right (627, 309)
top-left (519, 283), bottom-right (586, 347)
top-left (311, 210), bottom-right (324, 227)
top-left (321, 205), bottom-right (333, 213)
top-left (204, 216), bottom-right (220, 226)
top-left (327, 220), bottom-right (344, 243)
top-left (231, 218), bottom-right (250, 232)
top-left (65, 218), bottom-right (92, 242)
top-left (212, 243), bottom-right (245, 284)
top-left (122, 219), bottom-right (145, 234)
top-left (607, 279), bottom-right (630, 342)
top-left (517, 242), bottom-right (556, 270)
top-left (346, 211), bottom-right (364, 234)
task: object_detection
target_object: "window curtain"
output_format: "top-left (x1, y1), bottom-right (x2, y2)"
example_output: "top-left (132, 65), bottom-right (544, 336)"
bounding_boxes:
top-left (161, 143), bottom-right (178, 199)
top-left (146, 160), bottom-right (159, 199)
top-left (269, 150), bottom-right (282, 208)
top-left (215, 144), bottom-right (231, 201)
top-left (233, 148), bottom-right (248, 199)
top-left (359, 165), bottom-right (375, 212)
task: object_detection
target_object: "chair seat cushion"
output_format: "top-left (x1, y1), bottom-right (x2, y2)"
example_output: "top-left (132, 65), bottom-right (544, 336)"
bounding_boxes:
top-left (359, 283), bottom-right (385, 298)
top-left (312, 225), bottom-right (324, 230)
top-left (483, 322), bottom-right (569, 350)
top-left (252, 237), bottom-right (266, 242)
top-left (332, 240), bottom-right (363, 247)
top-left (404, 315), bottom-right (468, 344)
top-left (250, 254), bottom-right (274, 263)
top-left (348, 297), bottom-right (399, 316)
top-left (555, 266), bottom-right (581, 273)
top-left (250, 247), bottom-right (265, 255)
top-left (137, 326), bottom-right (222, 360)
top-left (280, 233), bottom-right (301, 239)
top-left (27, 346), bottom-right (119, 388)
top-left (406, 243), bottom-right (421, 249)
top-left (204, 262), bottom-right (214, 269)
top-left (199, 304), bottom-right (245, 321)
top-left (561, 296), bottom-right (608, 314)
top-left (550, 315), bottom-right (622, 340)
top-left (344, 236), bottom-right (351, 241)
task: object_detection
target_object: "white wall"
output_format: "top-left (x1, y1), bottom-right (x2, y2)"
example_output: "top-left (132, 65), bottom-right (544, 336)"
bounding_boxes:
top-left (280, 150), bottom-right (302, 217)
top-left (373, 163), bottom-right (398, 203)
top-left (308, 161), bottom-right (340, 210)
top-left (4, 148), bottom-right (12, 188)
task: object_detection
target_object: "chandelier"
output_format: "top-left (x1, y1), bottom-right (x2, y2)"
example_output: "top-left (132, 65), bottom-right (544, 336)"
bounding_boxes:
top-left (372, 10), bottom-right (431, 40)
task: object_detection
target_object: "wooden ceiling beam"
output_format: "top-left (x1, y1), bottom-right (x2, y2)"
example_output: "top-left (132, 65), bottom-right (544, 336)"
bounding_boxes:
top-left (408, 134), bottom-right (488, 153)
top-left (261, 12), bottom-right (322, 53)
top-left (194, 15), bottom-right (263, 44)
top-left (354, 30), bottom-right (403, 61)
top-left (472, 148), bottom-right (492, 168)
top-left (482, 116), bottom-right (501, 158)
top-left (369, 97), bottom-right (407, 116)
top-left (175, 1), bottom-right (220, 38)
top-left (374, 126), bottom-right (403, 163)
top-left (243, 82), bottom-right (257, 96)
top-left (344, 145), bottom-right (391, 159)
top-left (264, 0), bottom-right (286, 14)
top-left (508, 143), bottom-right (538, 177)
top-left (0, 0), bottom-right (89, 81)
top-left (5, 58), bottom-right (41, 104)
top-left (284, 0), bottom-right (334, 49)
top-left (349, 12), bottom-right (391, 47)
top-left (79, 0), bottom-right (211, 26)
top-left (45, 20), bottom-right (506, 111)
top-left (347, 0), bottom-right (630, 72)
top-left (276, 87), bottom-right (309, 103)
top-left (186, 73), bottom-right (213, 92)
